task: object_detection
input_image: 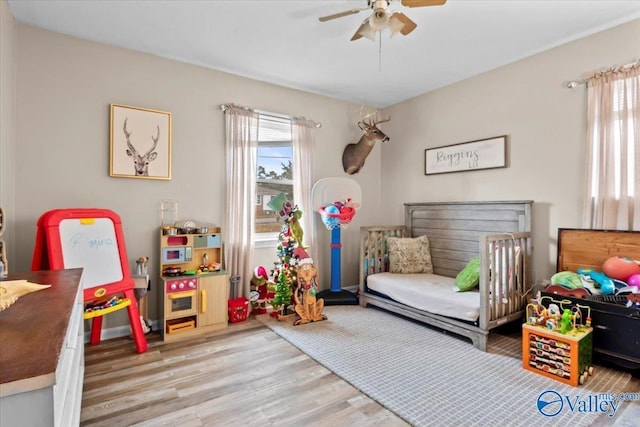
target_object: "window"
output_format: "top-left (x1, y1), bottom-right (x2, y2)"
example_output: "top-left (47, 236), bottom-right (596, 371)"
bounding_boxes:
top-left (255, 114), bottom-right (293, 241)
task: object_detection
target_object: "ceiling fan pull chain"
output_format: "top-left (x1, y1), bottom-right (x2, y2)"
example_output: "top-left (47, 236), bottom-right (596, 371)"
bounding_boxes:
top-left (378, 32), bottom-right (382, 72)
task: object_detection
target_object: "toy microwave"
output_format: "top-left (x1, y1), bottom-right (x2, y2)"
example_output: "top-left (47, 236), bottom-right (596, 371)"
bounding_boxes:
top-left (162, 246), bottom-right (192, 263)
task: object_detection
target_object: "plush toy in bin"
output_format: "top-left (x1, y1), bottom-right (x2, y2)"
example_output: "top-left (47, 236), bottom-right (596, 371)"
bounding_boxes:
top-left (573, 256), bottom-right (640, 295)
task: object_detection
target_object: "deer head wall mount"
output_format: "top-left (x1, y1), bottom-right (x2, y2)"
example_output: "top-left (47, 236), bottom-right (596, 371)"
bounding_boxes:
top-left (342, 113), bottom-right (390, 175)
top-left (123, 118), bottom-right (160, 176)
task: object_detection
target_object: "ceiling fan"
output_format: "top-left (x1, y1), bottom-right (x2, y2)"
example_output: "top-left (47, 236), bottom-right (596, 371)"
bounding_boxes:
top-left (319, 0), bottom-right (447, 41)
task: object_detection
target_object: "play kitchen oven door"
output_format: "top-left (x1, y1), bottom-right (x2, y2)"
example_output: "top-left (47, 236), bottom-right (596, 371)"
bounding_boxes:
top-left (165, 278), bottom-right (197, 318)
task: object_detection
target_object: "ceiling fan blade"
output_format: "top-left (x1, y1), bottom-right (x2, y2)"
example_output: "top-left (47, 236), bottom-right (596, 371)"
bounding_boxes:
top-left (401, 0), bottom-right (446, 7)
top-left (319, 8), bottom-right (364, 22)
top-left (390, 12), bottom-right (417, 35)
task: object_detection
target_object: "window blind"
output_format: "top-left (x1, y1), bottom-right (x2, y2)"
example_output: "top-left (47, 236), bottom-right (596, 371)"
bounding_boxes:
top-left (258, 114), bottom-right (292, 143)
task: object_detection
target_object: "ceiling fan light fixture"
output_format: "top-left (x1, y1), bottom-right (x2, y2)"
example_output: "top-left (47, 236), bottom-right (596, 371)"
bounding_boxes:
top-left (368, 10), bottom-right (390, 30)
top-left (352, 20), bottom-right (377, 41)
top-left (388, 14), bottom-right (406, 37)
top-left (323, 0), bottom-right (440, 42)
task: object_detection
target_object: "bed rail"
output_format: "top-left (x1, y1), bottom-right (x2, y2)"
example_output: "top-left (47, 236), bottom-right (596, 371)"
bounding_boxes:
top-left (479, 232), bottom-right (532, 331)
top-left (359, 225), bottom-right (407, 305)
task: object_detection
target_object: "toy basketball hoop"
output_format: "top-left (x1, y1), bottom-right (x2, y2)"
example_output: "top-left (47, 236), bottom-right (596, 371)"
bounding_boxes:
top-left (319, 205), bottom-right (357, 230)
top-left (311, 178), bottom-right (362, 305)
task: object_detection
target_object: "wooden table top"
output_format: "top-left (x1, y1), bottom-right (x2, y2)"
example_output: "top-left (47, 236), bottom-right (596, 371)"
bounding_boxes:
top-left (0, 268), bottom-right (82, 395)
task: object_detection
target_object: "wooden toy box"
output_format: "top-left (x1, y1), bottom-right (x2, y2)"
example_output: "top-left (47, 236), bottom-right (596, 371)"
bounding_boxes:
top-left (522, 323), bottom-right (593, 386)
top-left (553, 228), bottom-right (640, 370)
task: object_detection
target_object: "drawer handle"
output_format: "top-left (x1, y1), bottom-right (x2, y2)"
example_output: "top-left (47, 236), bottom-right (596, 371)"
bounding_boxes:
top-left (168, 291), bottom-right (195, 300)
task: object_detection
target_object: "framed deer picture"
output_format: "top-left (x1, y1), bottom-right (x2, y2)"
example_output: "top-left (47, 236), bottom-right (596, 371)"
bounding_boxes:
top-left (110, 104), bottom-right (172, 180)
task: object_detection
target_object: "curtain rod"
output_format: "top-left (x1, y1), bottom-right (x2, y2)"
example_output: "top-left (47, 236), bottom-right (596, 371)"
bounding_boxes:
top-left (219, 103), bottom-right (321, 128)
top-left (566, 58), bottom-right (640, 89)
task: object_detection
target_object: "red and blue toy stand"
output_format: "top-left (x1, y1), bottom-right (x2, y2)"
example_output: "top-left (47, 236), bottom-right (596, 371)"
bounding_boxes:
top-left (312, 178), bottom-right (361, 305)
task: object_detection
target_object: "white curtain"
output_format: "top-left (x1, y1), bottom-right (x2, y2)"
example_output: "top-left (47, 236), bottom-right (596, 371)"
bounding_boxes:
top-left (583, 64), bottom-right (640, 230)
top-left (292, 119), bottom-right (317, 260)
top-left (224, 105), bottom-right (259, 298)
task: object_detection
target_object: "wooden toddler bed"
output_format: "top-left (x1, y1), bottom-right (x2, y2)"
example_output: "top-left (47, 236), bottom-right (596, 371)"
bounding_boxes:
top-left (359, 201), bottom-right (533, 351)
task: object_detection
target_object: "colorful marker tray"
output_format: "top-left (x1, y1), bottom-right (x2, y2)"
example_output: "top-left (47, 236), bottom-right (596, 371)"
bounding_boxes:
top-left (83, 298), bottom-right (131, 319)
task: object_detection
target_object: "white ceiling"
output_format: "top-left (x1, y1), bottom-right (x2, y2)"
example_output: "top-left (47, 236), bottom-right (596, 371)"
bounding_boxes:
top-left (8, 0), bottom-right (640, 108)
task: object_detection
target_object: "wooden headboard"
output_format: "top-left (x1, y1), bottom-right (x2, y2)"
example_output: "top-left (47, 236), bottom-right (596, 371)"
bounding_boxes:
top-left (557, 228), bottom-right (640, 272)
top-left (405, 201), bottom-right (533, 278)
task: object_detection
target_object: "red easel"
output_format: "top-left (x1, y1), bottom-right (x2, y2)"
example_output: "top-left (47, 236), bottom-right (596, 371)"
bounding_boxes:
top-left (32, 208), bottom-right (147, 354)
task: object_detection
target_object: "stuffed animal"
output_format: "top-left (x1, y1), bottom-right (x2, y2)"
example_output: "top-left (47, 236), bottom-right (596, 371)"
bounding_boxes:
top-left (250, 265), bottom-right (275, 314)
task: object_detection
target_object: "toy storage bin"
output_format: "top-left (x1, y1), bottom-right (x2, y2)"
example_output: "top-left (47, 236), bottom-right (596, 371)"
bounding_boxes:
top-left (166, 317), bottom-right (196, 334)
top-left (228, 297), bottom-right (249, 323)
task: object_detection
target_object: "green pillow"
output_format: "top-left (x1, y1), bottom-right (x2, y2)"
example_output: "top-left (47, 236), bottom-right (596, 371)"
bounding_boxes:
top-left (456, 257), bottom-right (480, 292)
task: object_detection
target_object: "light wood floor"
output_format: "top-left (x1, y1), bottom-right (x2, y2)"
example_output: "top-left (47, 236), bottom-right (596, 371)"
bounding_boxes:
top-left (81, 318), bottom-right (640, 427)
top-left (80, 319), bottom-right (409, 426)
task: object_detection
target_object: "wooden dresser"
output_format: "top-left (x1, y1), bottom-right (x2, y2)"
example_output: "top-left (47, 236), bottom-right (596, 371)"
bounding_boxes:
top-left (0, 269), bottom-right (84, 427)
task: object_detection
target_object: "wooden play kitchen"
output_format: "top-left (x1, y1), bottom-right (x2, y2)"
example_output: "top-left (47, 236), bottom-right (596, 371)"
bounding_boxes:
top-left (522, 295), bottom-right (594, 386)
top-left (159, 225), bottom-right (228, 341)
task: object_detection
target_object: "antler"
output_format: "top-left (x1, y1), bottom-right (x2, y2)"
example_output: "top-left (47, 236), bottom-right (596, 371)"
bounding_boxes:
top-left (145, 125), bottom-right (160, 156)
top-left (359, 105), bottom-right (377, 122)
top-left (362, 111), bottom-right (391, 129)
top-left (373, 115), bottom-right (391, 125)
top-left (123, 118), bottom-right (137, 154)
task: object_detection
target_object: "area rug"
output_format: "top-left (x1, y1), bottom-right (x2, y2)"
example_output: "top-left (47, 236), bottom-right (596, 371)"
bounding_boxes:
top-left (256, 306), bottom-right (632, 427)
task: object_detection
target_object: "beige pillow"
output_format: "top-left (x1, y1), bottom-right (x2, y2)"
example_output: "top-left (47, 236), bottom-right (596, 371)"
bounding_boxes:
top-left (387, 235), bottom-right (433, 274)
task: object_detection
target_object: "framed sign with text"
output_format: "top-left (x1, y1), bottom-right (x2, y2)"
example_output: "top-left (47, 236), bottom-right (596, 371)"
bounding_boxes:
top-left (425, 135), bottom-right (507, 175)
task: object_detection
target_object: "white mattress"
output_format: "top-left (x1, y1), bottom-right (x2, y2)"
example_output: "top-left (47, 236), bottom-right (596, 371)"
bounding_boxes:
top-left (366, 272), bottom-right (480, 322)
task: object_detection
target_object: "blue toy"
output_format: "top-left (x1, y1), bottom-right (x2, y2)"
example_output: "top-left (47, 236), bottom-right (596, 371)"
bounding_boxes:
top-left (577, 268), bottom-right (615, 295)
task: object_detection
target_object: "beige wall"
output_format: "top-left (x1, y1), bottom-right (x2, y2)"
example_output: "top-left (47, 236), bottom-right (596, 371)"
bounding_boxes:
top-left (6, 4), bottom-right (639, 329)
top-left (11, 24), bottom-right (382, 327)
top-left (381, 18), bottom-right (640, 282)
top-left (0, 0), bottom-right (16, 273)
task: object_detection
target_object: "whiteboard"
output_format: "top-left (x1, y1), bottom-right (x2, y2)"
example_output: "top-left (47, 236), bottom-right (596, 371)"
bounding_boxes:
top-left (59, 218), bottom-right (124, 289)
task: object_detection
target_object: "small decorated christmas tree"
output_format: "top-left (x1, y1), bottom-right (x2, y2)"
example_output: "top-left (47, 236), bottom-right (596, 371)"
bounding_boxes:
top-left (267, 192), bottom-right (304, 318)
top-left (271, 269), bottom-right (292, 316)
